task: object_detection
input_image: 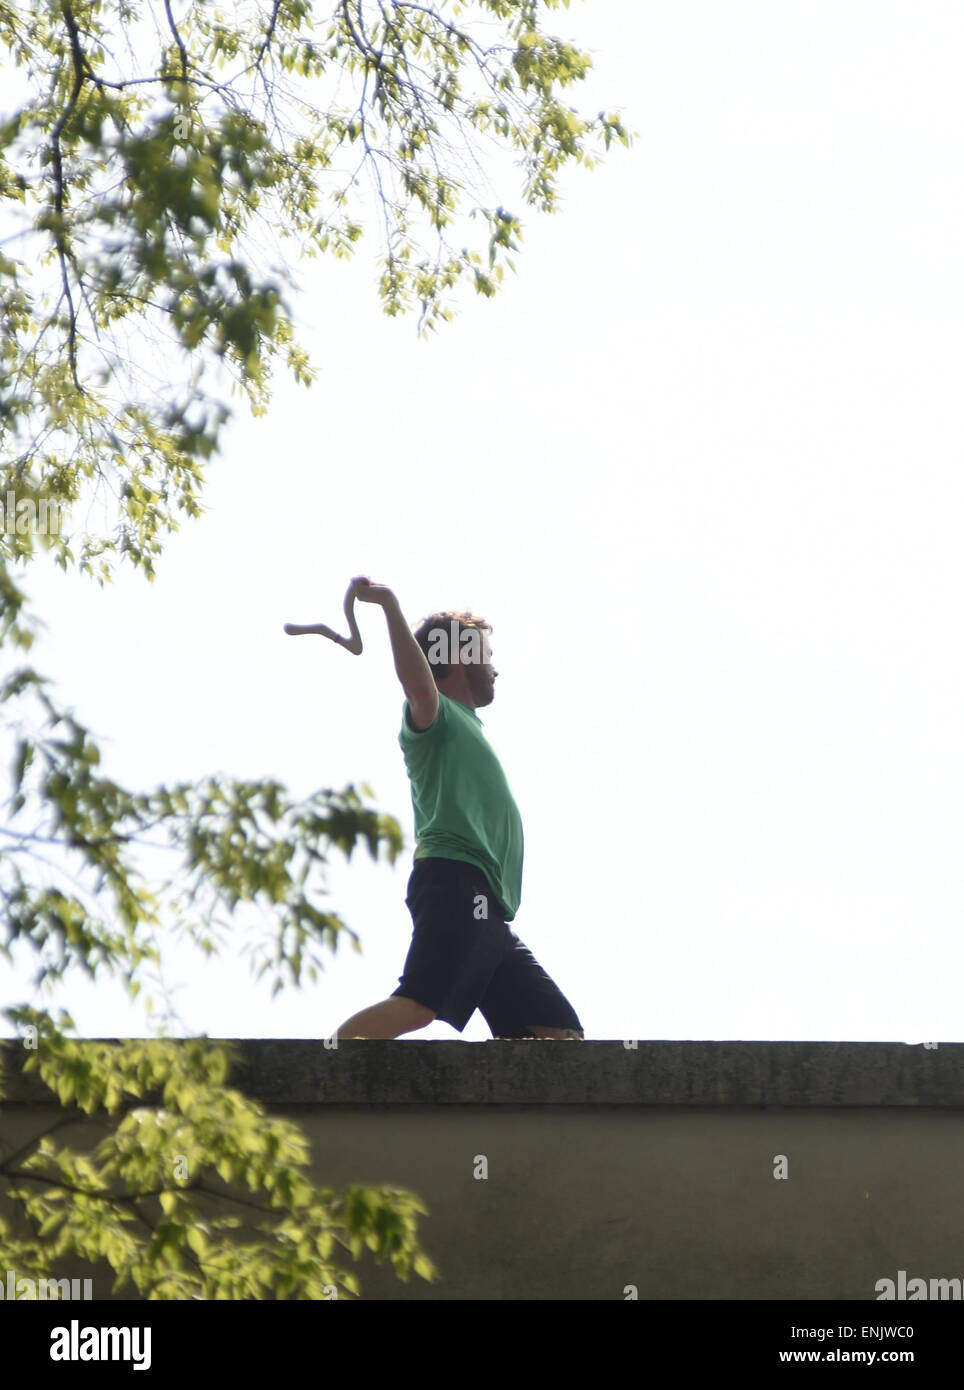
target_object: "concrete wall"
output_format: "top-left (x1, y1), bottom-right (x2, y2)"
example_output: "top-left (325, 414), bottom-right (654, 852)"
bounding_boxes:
top-left (3, 1040), bottom-right (963, 1299)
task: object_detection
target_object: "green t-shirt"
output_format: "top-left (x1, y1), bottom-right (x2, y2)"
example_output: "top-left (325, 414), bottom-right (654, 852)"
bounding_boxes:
top-left (398, 692), bottom-right (524, 920)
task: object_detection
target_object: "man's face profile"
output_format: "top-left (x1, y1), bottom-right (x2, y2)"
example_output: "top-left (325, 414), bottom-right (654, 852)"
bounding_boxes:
top-left (465, 632), bottom-right (497, 707)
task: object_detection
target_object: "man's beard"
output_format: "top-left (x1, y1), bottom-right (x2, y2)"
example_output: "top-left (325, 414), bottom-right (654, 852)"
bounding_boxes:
top-left (467, 667), bottom-right (495, 707)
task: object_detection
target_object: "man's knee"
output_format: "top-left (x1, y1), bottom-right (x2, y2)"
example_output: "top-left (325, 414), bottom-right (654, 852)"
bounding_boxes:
top-left (398, 996), bottom-right (437, 1028)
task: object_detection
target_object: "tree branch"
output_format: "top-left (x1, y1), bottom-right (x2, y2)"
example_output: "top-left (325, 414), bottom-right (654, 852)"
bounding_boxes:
top-left (48, 2), bottom-right (89, 393)
top-left (163, 0), bottom-right (189, 79)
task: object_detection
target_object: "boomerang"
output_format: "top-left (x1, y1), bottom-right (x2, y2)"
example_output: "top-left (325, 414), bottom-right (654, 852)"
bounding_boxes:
top-left (284, 581), bottom-right (363, 654)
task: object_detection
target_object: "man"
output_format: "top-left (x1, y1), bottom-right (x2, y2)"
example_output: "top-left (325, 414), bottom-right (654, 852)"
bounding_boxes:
top-left (337, 577), bottom-right (584, 1041)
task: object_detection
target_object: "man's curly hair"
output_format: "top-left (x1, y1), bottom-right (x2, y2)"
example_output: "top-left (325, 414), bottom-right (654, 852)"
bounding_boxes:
top-left (412, 610), bottom-right (493, 685)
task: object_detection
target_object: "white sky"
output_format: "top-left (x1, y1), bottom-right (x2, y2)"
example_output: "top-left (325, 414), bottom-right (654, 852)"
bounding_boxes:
top-left (4, 0), bottom-right (963, 1043)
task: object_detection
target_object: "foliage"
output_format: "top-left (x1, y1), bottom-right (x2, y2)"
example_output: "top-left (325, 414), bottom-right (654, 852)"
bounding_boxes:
top-left (0, 0), bottom-right (629, 576)
top-left (0, 0), bottom-right (627, 1298)
top-left (1, 1020), bottom-right (435, 1298)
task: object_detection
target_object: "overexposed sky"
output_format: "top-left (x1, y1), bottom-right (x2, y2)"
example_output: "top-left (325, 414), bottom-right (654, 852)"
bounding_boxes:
top-left (4, 0), bottom-right (963, 1043)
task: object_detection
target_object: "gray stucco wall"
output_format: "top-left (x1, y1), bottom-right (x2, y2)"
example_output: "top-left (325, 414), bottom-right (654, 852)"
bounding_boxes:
top-left (2, 1040), bottom-right (962, 1299)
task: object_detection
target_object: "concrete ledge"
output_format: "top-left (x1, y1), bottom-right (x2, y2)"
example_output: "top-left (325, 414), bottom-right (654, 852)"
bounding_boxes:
top-left (3, 1040), bottom-right (963, 1107)
top-left (4, 1040), bottom-right (964, 1298)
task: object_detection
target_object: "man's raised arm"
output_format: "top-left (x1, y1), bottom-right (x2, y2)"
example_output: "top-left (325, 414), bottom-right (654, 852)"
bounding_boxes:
top-left (351, 577), bottom-right (439, 731)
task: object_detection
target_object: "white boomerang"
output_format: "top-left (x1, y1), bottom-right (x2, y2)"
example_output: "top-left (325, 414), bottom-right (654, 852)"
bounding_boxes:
top-left (284, 581), bottom-right (363, 654)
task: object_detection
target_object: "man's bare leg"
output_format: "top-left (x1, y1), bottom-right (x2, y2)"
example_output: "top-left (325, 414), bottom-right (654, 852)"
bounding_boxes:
top-left (336, 996), bottom-right (437, 1039)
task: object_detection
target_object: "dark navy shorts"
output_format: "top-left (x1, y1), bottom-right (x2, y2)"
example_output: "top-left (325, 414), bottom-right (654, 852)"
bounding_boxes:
top-left (390, 857), bottom-right (584, 1037)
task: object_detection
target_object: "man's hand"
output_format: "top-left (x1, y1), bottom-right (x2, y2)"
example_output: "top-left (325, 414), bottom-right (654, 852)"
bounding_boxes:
top-left (349, 576), bottom-right (397, 608)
